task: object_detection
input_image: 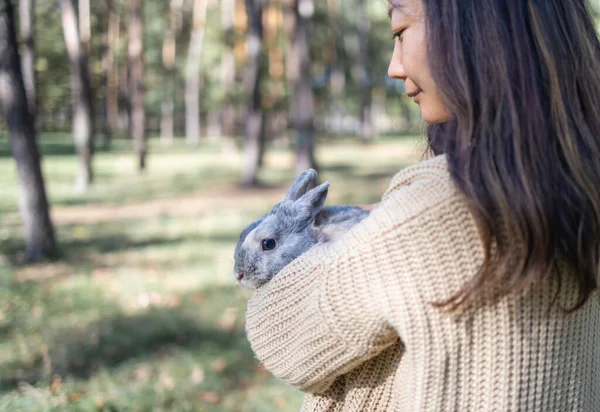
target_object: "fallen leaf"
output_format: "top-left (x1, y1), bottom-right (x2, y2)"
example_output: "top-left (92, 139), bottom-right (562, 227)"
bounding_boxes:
top-left (167, 295), bottom-right (180, 307)
top-left (198, 391), bottom-right (221, 404)
top-left (211, 358), bottom-right (227, 373)
top-left (50, 375), bottom-right (62, 394)
top-left (134, 364), bottom-right (151, 382)
top-left (274, 397), bottom-right (287, 408)
top-left (255, 364), bottom-right (270, 377)
top-left (32, 306), bottom-right (42, 317)
top-left (92, 269), bottom-right (113, 279)
top-left (68, 392), bottom-right (82, 402)
top-left (192, 294), bottom-right (206, 304)
top-left (160, 373), bottom-right (176, 391)
top-left (218, 307), bottom-right (238, 332)
top-left (190, 366), bottom-right (205, 384)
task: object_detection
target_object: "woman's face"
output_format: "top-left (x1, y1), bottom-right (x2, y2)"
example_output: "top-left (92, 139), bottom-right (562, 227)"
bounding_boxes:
top-left (388, 0), bottom-right (451, 124)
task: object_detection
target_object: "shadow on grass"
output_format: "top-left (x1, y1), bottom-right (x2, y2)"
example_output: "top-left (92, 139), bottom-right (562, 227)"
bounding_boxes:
top-left (46, 169), bottom-right (243, 210)
top-left (0, 227), bottom-right (240, 269)
top-left (0, 142), bottom-right (76, 158)
top-left (0, 133), bottom-right (230, 159)
top-left (0, 134), bottom-right (137, 159)
top-left (0, 286), bottom-right (254, 394)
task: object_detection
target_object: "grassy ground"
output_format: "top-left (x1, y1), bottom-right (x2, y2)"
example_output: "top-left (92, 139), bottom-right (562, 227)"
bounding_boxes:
top-left (0, 133), bottom-right (422, 411)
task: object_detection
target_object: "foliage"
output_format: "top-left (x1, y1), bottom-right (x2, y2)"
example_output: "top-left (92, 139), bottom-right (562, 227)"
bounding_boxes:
top-left (18, 0), bottom-right (419, 137)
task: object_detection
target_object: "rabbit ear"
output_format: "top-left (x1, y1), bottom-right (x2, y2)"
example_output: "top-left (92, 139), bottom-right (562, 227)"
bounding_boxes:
top-left (285, 169), bottom-right (318, 201)
top-left (294, 182), bottom-right (330, 221)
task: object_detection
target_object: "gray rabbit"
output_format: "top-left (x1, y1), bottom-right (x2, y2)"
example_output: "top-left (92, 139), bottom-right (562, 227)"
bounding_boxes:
top-left (234, 169), bottom-right (369, 289)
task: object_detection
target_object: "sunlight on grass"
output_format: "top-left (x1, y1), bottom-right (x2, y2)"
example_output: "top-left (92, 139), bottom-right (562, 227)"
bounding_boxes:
top-left (0, 133), bottom-right (422, 410)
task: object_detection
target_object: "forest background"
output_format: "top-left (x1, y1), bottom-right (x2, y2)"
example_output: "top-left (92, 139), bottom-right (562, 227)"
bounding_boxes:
top-left (1, 0), bottom-right (599, 410)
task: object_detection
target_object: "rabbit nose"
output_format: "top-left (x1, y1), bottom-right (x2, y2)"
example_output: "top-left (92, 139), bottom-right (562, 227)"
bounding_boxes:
top-left (236, 272), bottom-right (244, 281)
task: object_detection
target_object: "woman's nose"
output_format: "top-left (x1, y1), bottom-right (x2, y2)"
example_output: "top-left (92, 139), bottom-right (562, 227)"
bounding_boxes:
top-left (388, 48), bottom-right (406, 80)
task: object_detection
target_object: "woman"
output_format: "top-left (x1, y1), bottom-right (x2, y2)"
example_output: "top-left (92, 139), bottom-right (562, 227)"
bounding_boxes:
top-left (245, 0), bottom-right (600, 410)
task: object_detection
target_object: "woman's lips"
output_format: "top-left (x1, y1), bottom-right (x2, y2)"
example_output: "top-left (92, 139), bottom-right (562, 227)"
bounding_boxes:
top-left (407, 89), bottom-right (422, 103)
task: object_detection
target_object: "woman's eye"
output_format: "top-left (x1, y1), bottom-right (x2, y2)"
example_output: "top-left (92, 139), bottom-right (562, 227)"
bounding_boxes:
top-left (262, 239), bottom-right (276, 251)
top-left (392, 30), bottom-right (404, 42)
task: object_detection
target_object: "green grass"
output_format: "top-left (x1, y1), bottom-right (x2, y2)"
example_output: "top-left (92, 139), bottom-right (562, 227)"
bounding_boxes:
top-left (0, 133), bottom-right (422, 411)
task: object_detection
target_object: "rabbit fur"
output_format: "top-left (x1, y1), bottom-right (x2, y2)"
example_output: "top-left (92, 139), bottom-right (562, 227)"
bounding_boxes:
top-left (234, 169), bottom-right (369, 289)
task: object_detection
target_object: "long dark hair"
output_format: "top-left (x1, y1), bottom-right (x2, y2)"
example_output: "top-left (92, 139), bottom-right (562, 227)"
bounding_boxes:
top-left (418, 0), bottom-right (600, 310)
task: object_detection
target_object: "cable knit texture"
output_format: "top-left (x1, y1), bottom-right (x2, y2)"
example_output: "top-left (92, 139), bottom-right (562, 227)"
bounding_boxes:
top-left (245, 155), bottom-right (600, 411)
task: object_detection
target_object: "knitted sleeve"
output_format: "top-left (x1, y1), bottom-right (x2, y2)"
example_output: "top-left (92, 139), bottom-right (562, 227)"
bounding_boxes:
top-left (245, 159), bottom-right (458, 394)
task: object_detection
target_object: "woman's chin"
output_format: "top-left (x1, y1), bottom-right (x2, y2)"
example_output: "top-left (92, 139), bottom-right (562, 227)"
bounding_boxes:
top-left (421, 111), bottom-right (450, 124)
top-left (419, 101), bottom-right (452, 124)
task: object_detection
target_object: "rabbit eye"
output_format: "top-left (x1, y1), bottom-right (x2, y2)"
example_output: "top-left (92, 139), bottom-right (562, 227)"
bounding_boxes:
top-left (261, 239), bottom-right (276, 251)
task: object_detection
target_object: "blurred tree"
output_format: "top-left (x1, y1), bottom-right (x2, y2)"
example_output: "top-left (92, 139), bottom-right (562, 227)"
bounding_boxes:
top-left (160, 0), bottom-right (183, 145)
top-left (220, 0), bottom-right (238, 152)
top-left (355, 0), bottom-right (374, 143)
top-left (18, 0), bottom-right (36, 125)
top-left (325, 0), bottom-right (343, 115)
top-left (11, 0), bottom-right (425, 153)
top-left (263, 2), bottom-right (287, 148)
top-left (61, 0), bottom-right (95, 191)
top-left (286, 0), bottom-right (317, 173)
top-left (101, 0), bottom-right (119, 148)
top-left (128, 0), bottom-right (146, 169)
top-left (79, 0), bottom-right (90, 53)
top-left (241, 0), bottom-right (266, 186)
top-left (185, 0), bottom-right (208, 147)
top-left (0, 0), bottom-right (57, 261)
top-left (32, 1), bottom-right (70, 132)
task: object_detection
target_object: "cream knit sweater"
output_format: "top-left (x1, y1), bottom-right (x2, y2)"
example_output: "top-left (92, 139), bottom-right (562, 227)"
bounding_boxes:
top-left (245, 155), bottom-right (600, 411)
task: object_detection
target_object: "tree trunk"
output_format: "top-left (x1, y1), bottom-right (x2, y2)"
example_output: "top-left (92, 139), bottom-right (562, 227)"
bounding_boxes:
top-left (18, 0), bottom-right (36, 125)
top-left (0, 0), bottom-right (57, 261)
top-left (61, 0), bottom-right (95, 191)
top-left (219, 0), bottom-right (238, 153)
top-left (286, 0), bottom-right (316, 173)
top-left (79, 0), bottom-right (97, 144)
top-left (263, 4), bottom-right (288, 148)
top-left (78, 0), bottom-right (90, 53)
top-left (128, 0), bottom-right (146, 170)
top-left (118, 60), bottom-right (129, 133)
top-left (102, 0), bottom-right (119, 148)
top-left (326, 0), bottom-right (344, 128)
top-left (160, 0), bottom-right (183, 145)
top-left (185, 0), bottom-right (208, 147)
top-left (356, 0), bottom-right (373, 143)
top-left (206, 107), bottom-right (222, 139)
top-left (240, 0), bottom-right (266, 186)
